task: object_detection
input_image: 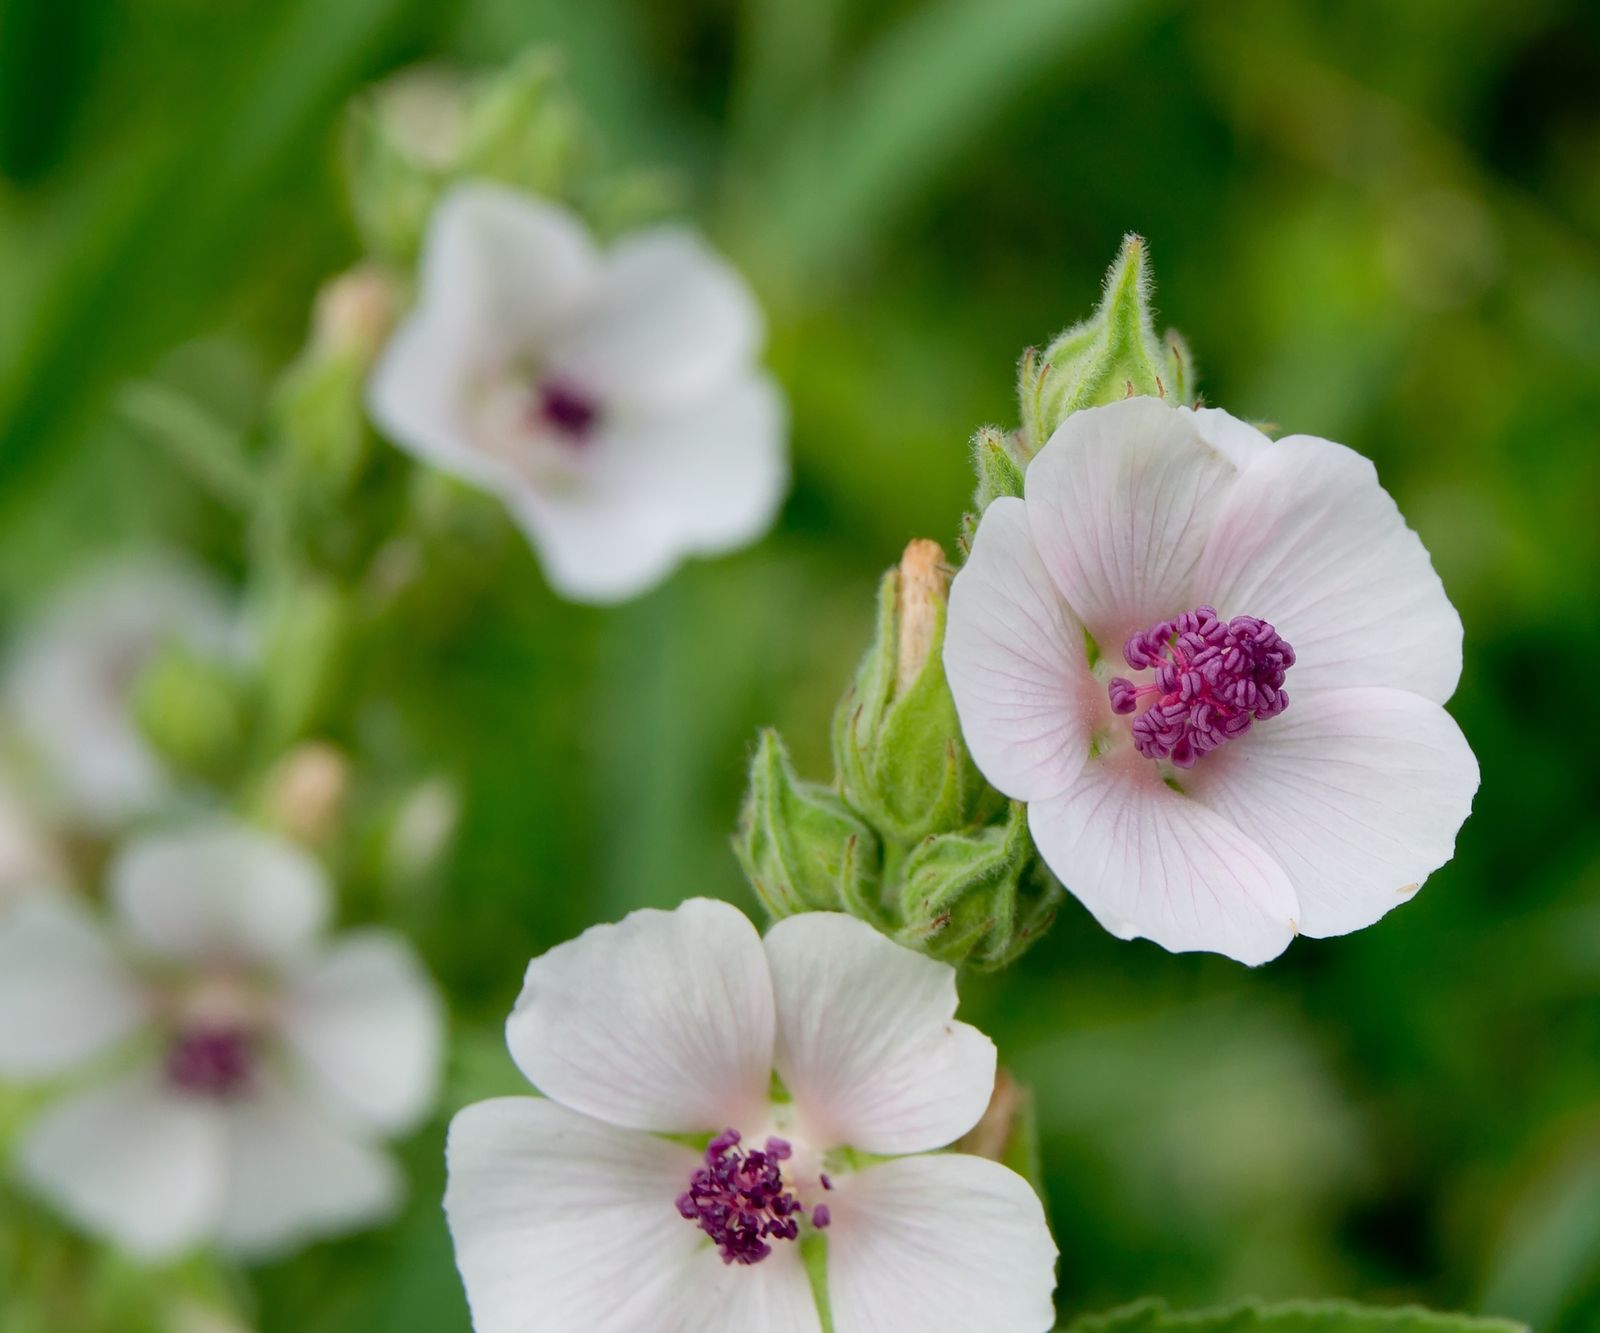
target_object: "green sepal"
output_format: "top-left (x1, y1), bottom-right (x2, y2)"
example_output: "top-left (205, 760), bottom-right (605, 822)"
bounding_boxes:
top-left (735, 729), bottom-right (883, 922)
top-left (1020, 233), bottom-right (1195, 453)
top-left (971, 424), bottom-right (1026, 511)
top-left (831, 549), bottom-right (998, 843)
top-left (895, 801), bottom-right (1059, 970)
top-left (1062, 1297), bottom-right (1527, 1333)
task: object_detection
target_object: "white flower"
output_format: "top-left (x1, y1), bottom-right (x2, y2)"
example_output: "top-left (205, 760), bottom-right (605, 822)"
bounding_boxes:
top-left (369, 182), bottom-right (788, 604)
top-left (444, 899), bottom-right (1057, 1333)
top-left (944, 396), bottom-right (1479, 965)
top-left (3, 556), bottom-right (236, 827)
top-left (0, 821), bottom-right (443, 1259)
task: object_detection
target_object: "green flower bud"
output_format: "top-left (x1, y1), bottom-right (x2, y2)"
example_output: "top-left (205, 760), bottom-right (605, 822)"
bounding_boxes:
top-left (132, 641), bottom-right (247, 780)
top-left (832, 540), bottom-right (999, 843)
top-left (971, 424), bottom-right (1026, 511)
top-left (274, 267), bottom-right (399, 496)
top-left (458, 49), bottom-right (591, 200)
top-left (258, 576), bottom-right (350, 748)
top-left (1018, 233), bottom-right (1195, 453)
top-left (735, 729), bottom-right (881, 921)
top-left (895, 801), bottom-right (1060, 970)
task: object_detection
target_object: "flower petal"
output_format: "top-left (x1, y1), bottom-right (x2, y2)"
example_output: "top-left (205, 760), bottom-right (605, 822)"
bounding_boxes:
top-left (553, 225), bottom-right (764, 413)
top-left (0, 895), bottom-right (150, 1077)
top-left (944, 496), bottom-right (1094, 804)
top-left (19, 1064), bottom-right (226, 1258)
top-left (1186, 687), bottom-right (1479, 938)
top-left (825, 1154), bottom-right (1057, 1333)
top-left (1028, 753), bottom-right (1299, 965)
top-left (1183, 405), bottom-right (1273, 469)
top-left (444, 1096), bottom-right (701, 1333)
top-left (280, 929), bottom-right (444, 1134)
top-left (506, 898), bottom-right (774, 1133)
top-left (213, 1078), bottom-right (401, 1256)
top-left (765, 913), bottom-right (995, 1155)
top-left (1192, 433), bottom-right (1463, 702)
top-left (1024, 396), bottom-right (1240, 650)
top-left (515, 373), bottom-right (788, 604)
top-left (110, 822), bottom-right (329, 966)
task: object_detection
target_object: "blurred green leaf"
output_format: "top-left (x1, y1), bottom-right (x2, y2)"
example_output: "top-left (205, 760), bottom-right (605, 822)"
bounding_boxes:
top-left (1064, 1298), bottom-right (1526, 1332)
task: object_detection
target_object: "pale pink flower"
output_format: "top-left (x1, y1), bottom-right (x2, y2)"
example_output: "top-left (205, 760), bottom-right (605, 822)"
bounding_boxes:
top-left (0, 821), bottom-right (442, 1258)
top-left (944, 397), bottom-right (1477, 965)
top-left (444, 899), bottom-right (1056, 1332)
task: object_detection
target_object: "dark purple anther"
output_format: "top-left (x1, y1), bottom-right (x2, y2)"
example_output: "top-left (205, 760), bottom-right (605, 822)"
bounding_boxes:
top-left (166, 1026), bottom-right (254, 1097)
top-left (676, 1129), bottom-right (824, 1265)
top-left (536, 378), bottom-right (600, 439)
top-left (1107, 605), bottom-right (1294, 768)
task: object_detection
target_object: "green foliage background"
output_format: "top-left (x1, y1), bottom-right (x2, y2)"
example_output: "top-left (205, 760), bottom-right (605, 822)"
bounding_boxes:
top-left (1, 0), bottom-right (1597, 1329)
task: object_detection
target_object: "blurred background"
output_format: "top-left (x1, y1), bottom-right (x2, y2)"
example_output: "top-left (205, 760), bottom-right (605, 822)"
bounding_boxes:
top-left (1, 0), bottom-right (1598, 1329)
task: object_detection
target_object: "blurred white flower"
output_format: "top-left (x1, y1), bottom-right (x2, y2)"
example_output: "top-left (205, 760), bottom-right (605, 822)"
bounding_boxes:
top-left (370, 182), bottom-right (788, 604)
top-left (445, 899), bottom-right (1056, 1333)
top-left (4, 556), bottom-right (236, 827)
top-left (0, 821), bottom-right (443, 1259)
top-left (944, 396), bottom-right (1478, 965)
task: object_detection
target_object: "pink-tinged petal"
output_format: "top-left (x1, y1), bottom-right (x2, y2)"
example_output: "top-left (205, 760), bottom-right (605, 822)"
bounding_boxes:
top-left (506, 898), bottom-right (774, 1134)
top-left (945, 497), bottom-right (1095, 804)
top-left (214, 1078), bottom-right (401, 1257)
top-left (1193, 434), bottom-right (1463, 702)
top-left (1183, 406), bottom-right (1272, 469)
top-left (19, 1064), bottom-right (227, 1259)
top-left (1029, 753), bottom-right (1299, 965)
top-left (280, 930), bottom-right (444, 1135)
top-left (826, 1154), bottom-right (1057, 1333)
top-left (0, 895), bottom-right (149, 1077)
top-left (552, 226), bottom-right (764, 414)
top-left (110, 822), bottom-right (329, 966)
top-left (765, 913), bottom-right (995, 1155)
top-left (1186, 687), bottom-right (1478, 938)
top-left (446, 1097), bottom-right (705, 1333)
top-left (1025, 396), bottom-right (1241, 650)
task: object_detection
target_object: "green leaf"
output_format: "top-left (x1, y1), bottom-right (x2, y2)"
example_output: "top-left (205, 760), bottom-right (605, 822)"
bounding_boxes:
top-left (1062, 1297), bottom-right (1528, 1333)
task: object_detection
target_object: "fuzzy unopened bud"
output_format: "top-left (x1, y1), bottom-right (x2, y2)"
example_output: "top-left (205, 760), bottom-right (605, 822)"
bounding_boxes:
top-left (895, 539), bottom-right (946, 694)
top-left (313, 267), bottom-right (399, 362)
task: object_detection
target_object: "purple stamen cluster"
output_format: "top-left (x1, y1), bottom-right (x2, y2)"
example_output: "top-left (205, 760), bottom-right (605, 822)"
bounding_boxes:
top-left (1108, 605), bottom-right (1294, 768)
top-left (165, 1026), bottom-right (254, 1097)
top-left (676, 1129), bottom-right (827, 1265)
top-left (536, 378), bottom-right (600, 439)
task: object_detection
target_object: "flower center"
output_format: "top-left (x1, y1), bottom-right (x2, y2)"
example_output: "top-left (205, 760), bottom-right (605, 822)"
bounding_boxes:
top-left (165, 1025), bottom-right (255, 1098)
top-left (532, 377), bottom-right (599, 441)
top-left (676, 1129), bottom-right (831, 1265)
top-left (1107, 605), bottom-right (1294, 768)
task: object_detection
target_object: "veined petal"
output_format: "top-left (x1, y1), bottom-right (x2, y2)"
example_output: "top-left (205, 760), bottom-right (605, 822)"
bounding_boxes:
top-left (944, 496), bottom-right (1094, 805)
top-left (825, 1154), bottom-right (1057, 1333)
top-left (553, 225), bottom-right (764, 413)
top-left (1193, 433), bottom-right (1463, 702)
top-left (19, 1064), bottom-right (227, 1259)
top-left (280, 930), bottom-right (444, 1134)
top-left (110, 822), bottom-right (329, 966)
top-left (1029, 753), bottom-right (1299, 965)
top-left (506, 898), bottom-right (774, 1134)
top-left (1187, 687), bottom-right (1479, 938)
top-left (0, 895), bottom-right (150, 1077)
top-left (444, 1097), bottom-right (702, 1333)
top-left (765, 913), bottom-right (995, 1155)
top-left (214, 1078), bottom-right (401, 1257)
top-left (1025, 397), bottom-right (1239, 651)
